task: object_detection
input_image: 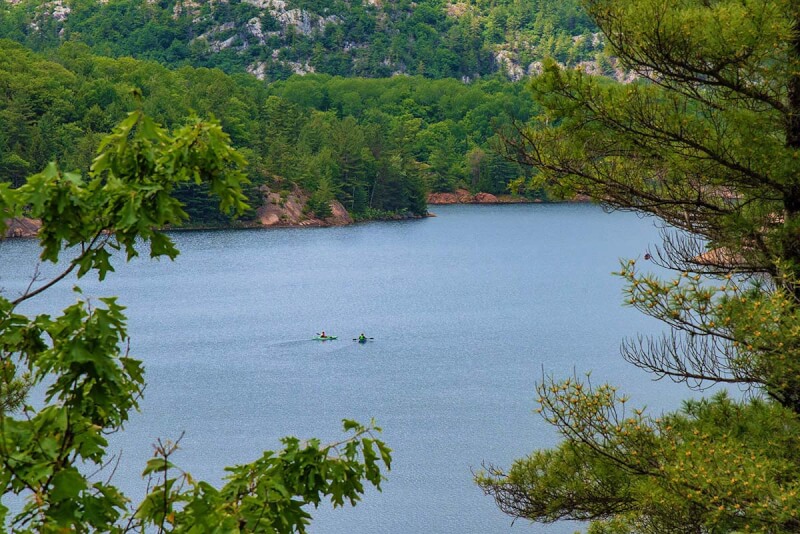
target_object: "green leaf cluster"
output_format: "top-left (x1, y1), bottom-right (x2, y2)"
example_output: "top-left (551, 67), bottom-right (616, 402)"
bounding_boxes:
top-left (131, 420), bottom-right (390, 533)
top-left (0, 113), bottom-right (390, 531)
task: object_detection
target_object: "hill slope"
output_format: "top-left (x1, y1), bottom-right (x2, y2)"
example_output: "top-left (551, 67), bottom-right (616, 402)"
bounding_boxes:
top-left (0, 0), bottom-right (602, 80)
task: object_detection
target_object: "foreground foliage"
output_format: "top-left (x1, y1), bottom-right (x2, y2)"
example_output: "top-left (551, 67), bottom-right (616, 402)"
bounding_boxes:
top-left (478, 0), bottom-right (800, 531)
top-left (0, 112), bottom-right (390, 531)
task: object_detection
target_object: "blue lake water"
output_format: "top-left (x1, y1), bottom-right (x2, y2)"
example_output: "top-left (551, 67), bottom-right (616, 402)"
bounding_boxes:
top-left (1, 204), bottom-right (699, 533)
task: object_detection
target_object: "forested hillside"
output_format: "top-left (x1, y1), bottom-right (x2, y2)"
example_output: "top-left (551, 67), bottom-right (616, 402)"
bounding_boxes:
top-left (0, 0), bottom-right (602, 224)
top-left (0, 0), bottom-right (602, 81)
top-left (0, 39), bottom-right (537, 223)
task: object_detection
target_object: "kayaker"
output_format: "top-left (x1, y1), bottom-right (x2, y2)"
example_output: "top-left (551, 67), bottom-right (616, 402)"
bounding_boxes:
top-left (358, 333), bottom-right (366, 342)
top-left (320, 331), bottom-right (326, 338)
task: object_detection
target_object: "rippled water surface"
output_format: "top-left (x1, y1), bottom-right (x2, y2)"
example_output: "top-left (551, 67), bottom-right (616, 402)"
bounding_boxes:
top-left (2, 204), bottom-right (695, 533)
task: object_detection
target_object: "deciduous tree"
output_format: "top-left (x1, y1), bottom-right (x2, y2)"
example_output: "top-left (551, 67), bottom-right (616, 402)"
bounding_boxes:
top-left (0, 111), bottom-right (390, 531)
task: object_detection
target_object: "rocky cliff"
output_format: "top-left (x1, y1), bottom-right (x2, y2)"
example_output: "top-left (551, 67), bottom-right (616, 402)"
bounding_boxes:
top-left (0, 0), bottom-right (616, 82)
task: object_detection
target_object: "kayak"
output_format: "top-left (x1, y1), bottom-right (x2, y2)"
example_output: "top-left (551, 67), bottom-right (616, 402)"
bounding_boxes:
top-left (357, 338), bottom-right (368, 344)
top-left (314, 336), bottom-right (337, 340)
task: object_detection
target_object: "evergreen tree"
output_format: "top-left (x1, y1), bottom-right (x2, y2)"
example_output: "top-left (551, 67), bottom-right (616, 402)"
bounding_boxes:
top-left (478, 1), bottom-right (800, 532)
top-left (466, 146), bottom-right (487, 191)
top-left (351, 184), bottom-right (369, 214)
top-left (309, 175), bottom-right (335, 219)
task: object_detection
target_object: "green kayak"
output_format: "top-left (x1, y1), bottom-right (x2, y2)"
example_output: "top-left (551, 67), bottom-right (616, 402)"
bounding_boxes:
top-left (314, 336), bottom-right (337, 340)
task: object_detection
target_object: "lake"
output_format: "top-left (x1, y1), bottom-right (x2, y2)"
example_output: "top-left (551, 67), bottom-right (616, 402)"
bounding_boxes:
top-left (2, 204), bottom-right (698, 533)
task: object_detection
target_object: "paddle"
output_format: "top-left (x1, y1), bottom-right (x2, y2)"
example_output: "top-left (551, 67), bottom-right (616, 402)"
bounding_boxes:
top-left (353, 337), bottom-right (374, 341)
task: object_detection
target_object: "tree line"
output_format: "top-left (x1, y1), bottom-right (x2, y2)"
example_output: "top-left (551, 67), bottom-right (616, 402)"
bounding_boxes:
top-left (0, 39), bottom-right (538, 224)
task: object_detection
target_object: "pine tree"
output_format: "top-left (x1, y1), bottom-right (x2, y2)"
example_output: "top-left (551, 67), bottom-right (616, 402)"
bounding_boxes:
top-left (478, 1), bottom-right (800, 532)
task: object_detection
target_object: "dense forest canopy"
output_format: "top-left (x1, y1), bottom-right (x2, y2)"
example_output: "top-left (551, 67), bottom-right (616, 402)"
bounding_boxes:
top-left (0, 39), bottom-right (541, 223)
top-left (0, 0), bottom-right (608, 224)
top-left (0, 0), bottom-right (602, 80)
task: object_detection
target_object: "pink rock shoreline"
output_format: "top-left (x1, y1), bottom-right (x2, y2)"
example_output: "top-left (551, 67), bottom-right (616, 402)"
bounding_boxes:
top-left (427, 188), bottom-right (592, 205)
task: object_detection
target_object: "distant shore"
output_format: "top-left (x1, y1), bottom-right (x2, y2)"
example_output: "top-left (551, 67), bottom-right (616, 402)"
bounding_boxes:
top-left (3, 191), bottom-right (587, 239)
top-left (427, 188), bottom-right (593, 205)
top-left (427, 189), bottom-right (537, 205)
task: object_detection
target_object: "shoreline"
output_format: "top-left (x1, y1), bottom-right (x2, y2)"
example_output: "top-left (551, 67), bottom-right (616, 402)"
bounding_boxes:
top-left (3, 195), bottom-right (588, 239)
top-left (427, 189), bottom-right (536, 205)
top-left (2, 212), bottom-right (432, 240)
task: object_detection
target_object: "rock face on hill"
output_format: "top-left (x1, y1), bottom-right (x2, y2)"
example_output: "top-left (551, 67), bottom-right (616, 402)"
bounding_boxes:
top-left (0, 0), bottom-right (615, 83)
top-left (255, 186), bottom-right (353, 227)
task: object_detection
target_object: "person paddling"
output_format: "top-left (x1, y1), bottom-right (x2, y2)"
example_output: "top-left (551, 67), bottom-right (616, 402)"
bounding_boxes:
top-left (358, 333), bottom-right (367, 342)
